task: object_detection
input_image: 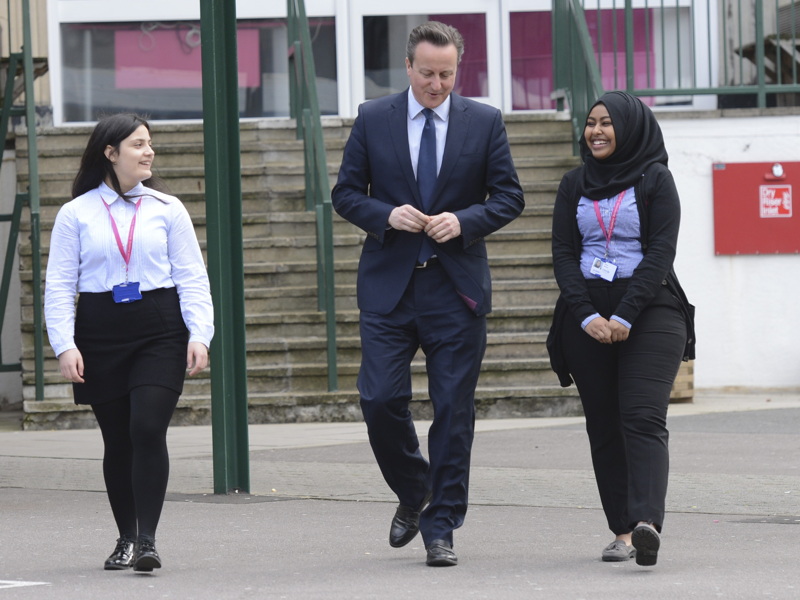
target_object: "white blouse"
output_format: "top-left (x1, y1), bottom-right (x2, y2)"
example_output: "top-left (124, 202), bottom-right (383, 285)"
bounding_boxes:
top-left (45, 182), bottom-right (214, 357)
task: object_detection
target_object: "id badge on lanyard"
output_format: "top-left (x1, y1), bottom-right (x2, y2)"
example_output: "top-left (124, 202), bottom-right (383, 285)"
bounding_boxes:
top-left (102, 195), bottom-right (144, 303)
top-left (590, 190), bottom-right (625, 282)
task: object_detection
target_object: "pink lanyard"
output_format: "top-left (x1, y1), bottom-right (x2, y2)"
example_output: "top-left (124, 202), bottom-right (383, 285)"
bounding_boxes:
top-left (101, 195), bottom-right (142, 281)
top-left (593, 190), bottom-right (626, 257)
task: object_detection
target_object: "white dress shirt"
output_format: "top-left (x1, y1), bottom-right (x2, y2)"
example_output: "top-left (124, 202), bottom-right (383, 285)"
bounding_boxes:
top-left (407, 88), bottom-right (450, 178)
top-left (45, 182), bottom-right (214, 357)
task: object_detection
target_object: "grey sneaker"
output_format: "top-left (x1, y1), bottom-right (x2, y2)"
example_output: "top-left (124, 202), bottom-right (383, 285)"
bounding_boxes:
top-left (601, 540), bottom-right (636, 562)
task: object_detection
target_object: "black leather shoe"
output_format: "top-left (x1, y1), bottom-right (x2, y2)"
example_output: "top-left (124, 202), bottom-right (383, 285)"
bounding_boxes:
top-left (104, 536), bottom-right (136, 570)
top-left (425, 539), bottom-right (457, 567)
top-left (632, 524), bottom-right (660, 566)
top-left (133, 539), bottom-right (162, 572)
top-left (389, 491), bottom-right (431, 548)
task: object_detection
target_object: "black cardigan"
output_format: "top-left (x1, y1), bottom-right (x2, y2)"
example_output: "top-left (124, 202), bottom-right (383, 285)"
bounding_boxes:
top-left (546, 163), bottom-right (696, 387)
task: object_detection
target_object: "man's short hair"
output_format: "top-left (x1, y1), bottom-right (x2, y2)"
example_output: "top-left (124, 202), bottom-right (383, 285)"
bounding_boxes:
top-left (406, 21), bottom-right (464, 65)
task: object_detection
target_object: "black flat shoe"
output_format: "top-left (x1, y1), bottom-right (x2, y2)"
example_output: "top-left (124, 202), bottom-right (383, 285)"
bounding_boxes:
top-left (133, 539), bottom-right (162, 572)
top-left (389, 491), bottom-right (431, 548)
top-left (425, 539), bottom-right (458, 567)
top-left (104, 536), bottom-right (136, 570)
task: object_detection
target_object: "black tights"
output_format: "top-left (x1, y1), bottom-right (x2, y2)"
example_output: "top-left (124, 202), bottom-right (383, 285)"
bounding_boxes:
top-left (91, 385), bottom-right (179, 542)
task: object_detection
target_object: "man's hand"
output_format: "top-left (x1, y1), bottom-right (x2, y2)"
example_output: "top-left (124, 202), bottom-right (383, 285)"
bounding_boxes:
top-left (425, 212), bottom-right (461, 243)
top-left (58, 348), bottom-right (85, 383)
top-left (388, 205), bottom-right (430, 232)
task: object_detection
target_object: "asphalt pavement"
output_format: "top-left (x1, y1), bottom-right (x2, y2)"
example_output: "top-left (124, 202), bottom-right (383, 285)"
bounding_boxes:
top-left (1, 389), bottom-right (799, 599)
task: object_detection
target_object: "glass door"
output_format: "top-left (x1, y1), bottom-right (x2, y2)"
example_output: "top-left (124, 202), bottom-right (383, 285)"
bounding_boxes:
top-left (345, 0), bottom-right (502, 116)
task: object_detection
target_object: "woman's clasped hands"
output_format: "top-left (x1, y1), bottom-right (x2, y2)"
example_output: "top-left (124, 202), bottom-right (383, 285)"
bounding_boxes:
top-left (585, 316), bottom-right (630, 344)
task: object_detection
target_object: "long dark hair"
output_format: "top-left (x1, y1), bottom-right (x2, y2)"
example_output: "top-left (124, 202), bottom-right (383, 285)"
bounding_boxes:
top-left (72, 113), bottom-right (166, 200)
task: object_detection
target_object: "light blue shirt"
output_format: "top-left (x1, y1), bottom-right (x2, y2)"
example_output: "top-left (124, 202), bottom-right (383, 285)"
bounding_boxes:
top-left (577, 186), bottom-right (643, 330)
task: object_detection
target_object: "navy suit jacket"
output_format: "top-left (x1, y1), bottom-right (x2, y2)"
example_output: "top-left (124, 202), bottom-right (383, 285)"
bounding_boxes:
top-left (331, 90), bottom-right (524, 317)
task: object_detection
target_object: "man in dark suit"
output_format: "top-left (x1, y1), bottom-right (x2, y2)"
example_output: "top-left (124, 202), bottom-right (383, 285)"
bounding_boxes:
top-left (331, 21), bottom-right (524, 567)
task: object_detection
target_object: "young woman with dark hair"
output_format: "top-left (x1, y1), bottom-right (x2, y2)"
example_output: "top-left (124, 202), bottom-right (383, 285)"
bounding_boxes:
top-left (45, 113), bottom-right (214, 573)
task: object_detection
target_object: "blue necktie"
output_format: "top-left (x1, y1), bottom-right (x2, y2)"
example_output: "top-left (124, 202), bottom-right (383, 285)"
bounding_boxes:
top-left (417, 108), bottom-right (436, 263)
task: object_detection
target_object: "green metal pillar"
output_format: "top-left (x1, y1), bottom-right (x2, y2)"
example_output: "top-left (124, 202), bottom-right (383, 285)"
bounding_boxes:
top-left (754, 0), bottom-right (767, 108)
top-left (199, 0), bottom-right (250, 494)
top-left (624, 1), bottom-right (634, 92)
top-left (22, 0), bottom-right (44, 399)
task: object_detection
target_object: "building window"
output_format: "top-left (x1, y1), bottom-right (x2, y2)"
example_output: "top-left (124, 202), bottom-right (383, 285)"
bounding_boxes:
top-left (59, 18), bottom-right (337, 122)
top-left (510, 12), bottom-right (553, 110)
top-left (363, 14), bottom-right (488, 100)
top-left (510, 6), bottom-right (692, 111)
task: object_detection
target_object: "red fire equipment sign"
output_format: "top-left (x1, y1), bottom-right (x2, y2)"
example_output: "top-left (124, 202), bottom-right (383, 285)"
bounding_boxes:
top-left (712, 161), bottom-right (800, 255)
top-left (759, 185), bottom-right (791, 218)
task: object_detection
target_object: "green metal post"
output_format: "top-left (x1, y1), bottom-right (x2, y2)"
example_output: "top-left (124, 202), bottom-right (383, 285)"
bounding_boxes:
top-left (625, 1), bottom-right (635, 92)
top-left (21, 0), bottom-right (44, 400)
top-left (754, 0), bottom-right (766, 107)
top-left (552, 0), bottom-right (568, 110)
top-left (199, 0), bottom-right (250, 494)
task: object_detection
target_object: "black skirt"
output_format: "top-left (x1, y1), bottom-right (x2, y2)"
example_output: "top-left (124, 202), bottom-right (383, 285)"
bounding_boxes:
top-left (72, 287), bottom-right (189, 405)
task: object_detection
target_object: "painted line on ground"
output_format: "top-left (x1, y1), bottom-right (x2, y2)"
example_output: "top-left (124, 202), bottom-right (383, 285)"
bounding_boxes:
top-left (0, 580), bottom-right (50, 590)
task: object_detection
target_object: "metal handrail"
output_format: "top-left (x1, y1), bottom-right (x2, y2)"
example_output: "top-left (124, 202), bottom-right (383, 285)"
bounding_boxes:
top-left (552, 0), bottom-right (800, 154)
top-left (552, 0), bottom-right (605, 154)
top-left (287, 0), bottom-right (338, 391)
top-left (0, 0), bottom-right (44, 396)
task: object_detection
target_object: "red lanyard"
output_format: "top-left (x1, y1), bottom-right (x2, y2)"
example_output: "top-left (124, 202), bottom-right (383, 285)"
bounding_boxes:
top-left (101, 195), bottom-right (142, 281)
top-left (593, 190), bottom-right (626, 257)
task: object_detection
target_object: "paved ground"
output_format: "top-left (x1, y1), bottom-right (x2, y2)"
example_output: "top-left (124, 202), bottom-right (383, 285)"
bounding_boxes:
top-left (1, 390), bottom-right (799, 599)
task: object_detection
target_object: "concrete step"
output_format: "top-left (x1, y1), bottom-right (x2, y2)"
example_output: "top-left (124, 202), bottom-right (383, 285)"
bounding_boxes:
top-left (18, 253), bottom-right (557, 297)
top-left (14, 119), bottom-right (344, 152)
top-left (20, 384), bottom-right (583, 429)
top-left (20, 276), bottom-right (557, 323)
top-left (512, 156), bottom-right (581, 181)
top-left (20, 209), bottom-right (364, 251)
top-left (21, 354), bottom-right (565, 401)
top-left (22, 160), bottom-right (571, 197)
top-left (21, 325), bottom-right (555, 379)
top-left (223, 304), bottom-right (555, 340)
top-left (23, 184), bottom-right (559, 225)
top-left (17, 186), bottom-right (311, 220)
top-left (15, 142), bottom-right (312, 174)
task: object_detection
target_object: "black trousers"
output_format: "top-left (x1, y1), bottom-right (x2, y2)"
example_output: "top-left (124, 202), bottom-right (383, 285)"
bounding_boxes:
top-left (562, 279), bottom-right (686, 534)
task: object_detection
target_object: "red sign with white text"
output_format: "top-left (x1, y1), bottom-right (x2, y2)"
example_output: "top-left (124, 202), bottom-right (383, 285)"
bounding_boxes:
top-left (713, 162), bottom-right (800, 255)
top-left (759, 185), bottom-right (792, 218)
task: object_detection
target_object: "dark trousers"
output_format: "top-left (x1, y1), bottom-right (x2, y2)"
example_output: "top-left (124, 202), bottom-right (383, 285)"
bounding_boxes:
top-left (358, 261), bottom-right (487, 546)
top-left (562, 279), bottom-right (686, 534)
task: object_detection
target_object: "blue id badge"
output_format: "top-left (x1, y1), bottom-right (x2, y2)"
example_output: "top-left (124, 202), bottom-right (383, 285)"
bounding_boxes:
top-left (112, 281), bottom-right (142, 303)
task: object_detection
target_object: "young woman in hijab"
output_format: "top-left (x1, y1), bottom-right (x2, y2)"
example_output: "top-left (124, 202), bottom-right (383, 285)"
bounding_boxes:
top-left (547, 91), bottom-right (695, 566)
top-left (45, 113), bottom-right (214, 572)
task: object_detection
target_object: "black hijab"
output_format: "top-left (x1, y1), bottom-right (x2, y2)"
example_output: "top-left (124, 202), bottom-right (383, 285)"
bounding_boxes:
top-left (578, 91), bottom-right (669, 199)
